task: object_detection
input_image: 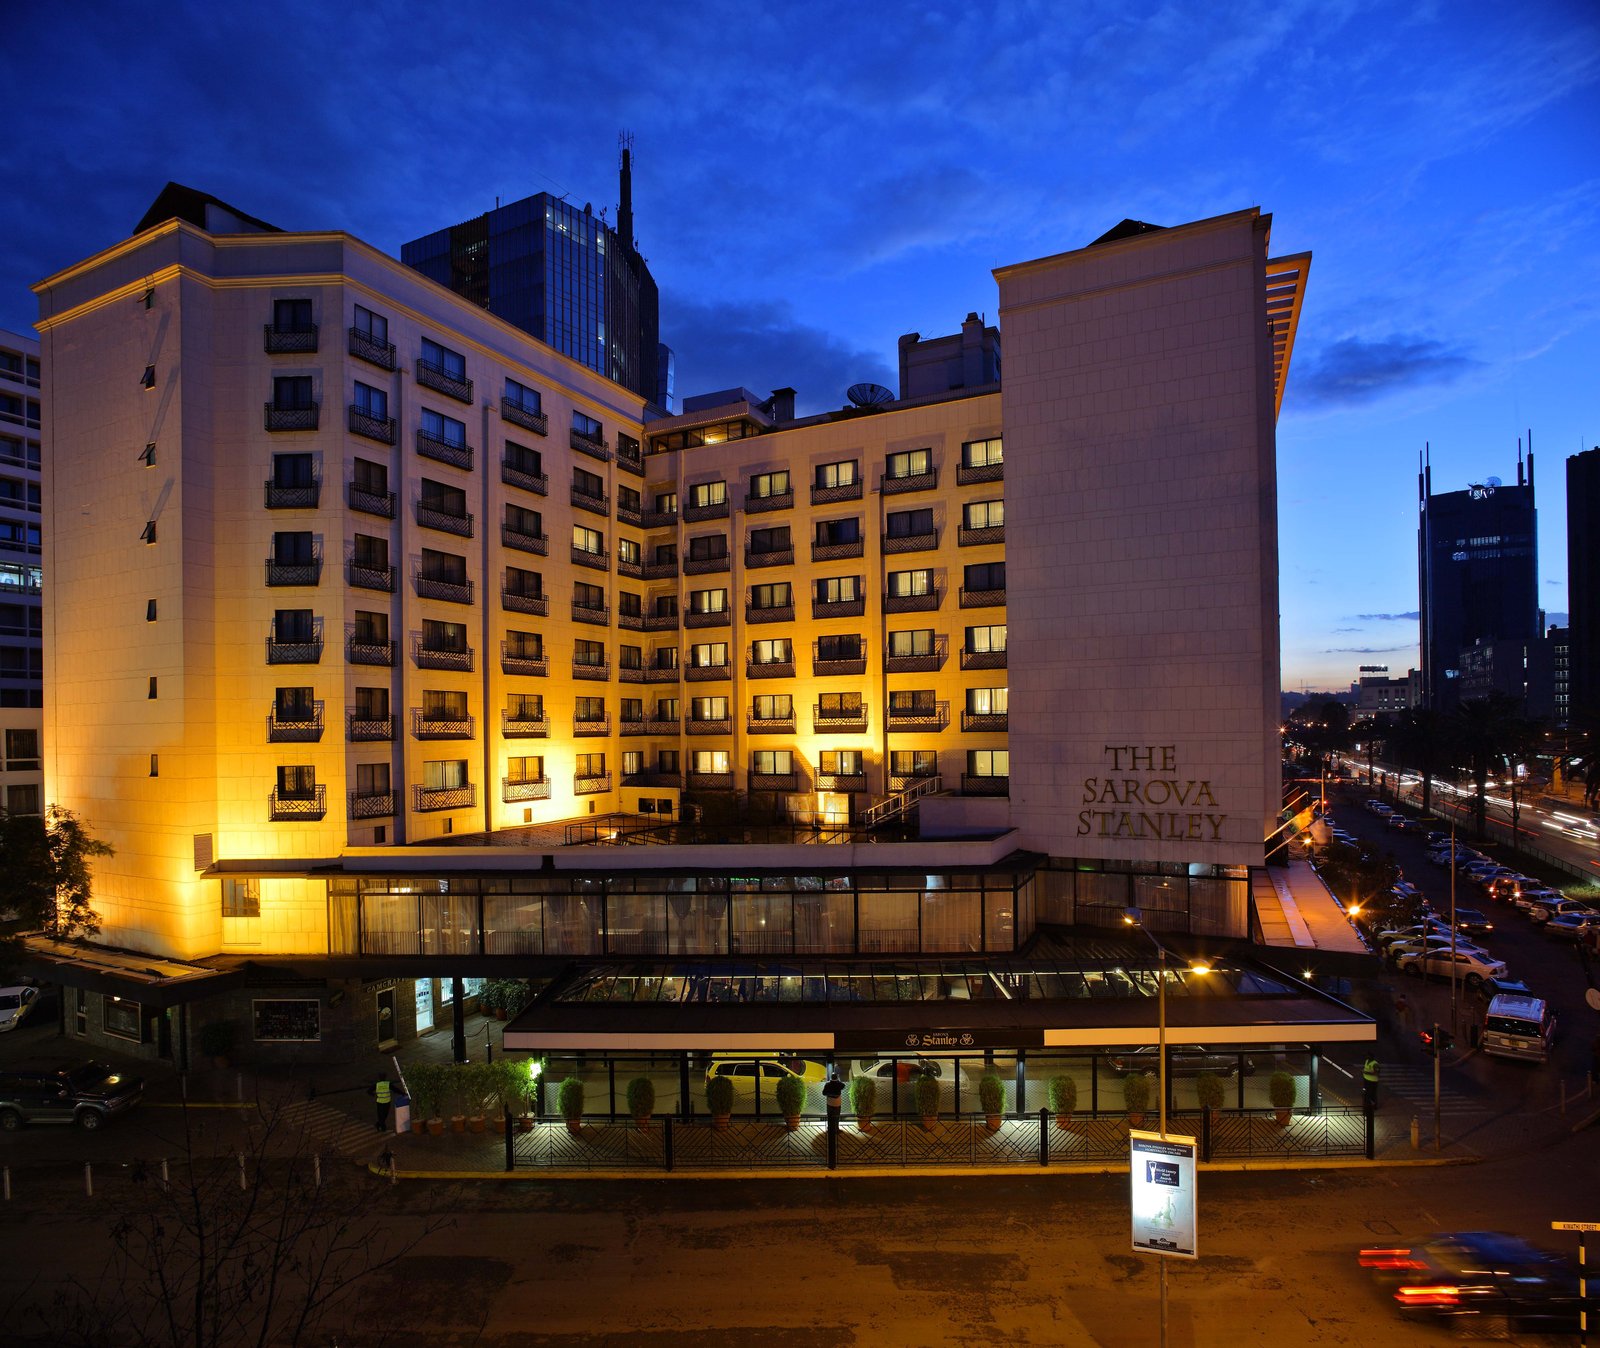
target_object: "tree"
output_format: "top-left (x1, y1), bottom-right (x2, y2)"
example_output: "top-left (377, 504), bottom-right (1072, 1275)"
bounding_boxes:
top-left (1388, 708), bottom-right (1449, 816)
top-left (1448, 694), bottom-right (1534, 842)
top-left (0, 805), bottom-right (111, 943)
top-left (1315, 838), bottom-right (1400, 915)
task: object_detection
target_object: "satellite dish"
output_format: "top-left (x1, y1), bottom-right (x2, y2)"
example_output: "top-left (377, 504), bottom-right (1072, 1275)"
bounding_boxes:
top-left (1486, 476), bottom-right (1502, 488)
top-left (847, 383), bottom-right (894, 408)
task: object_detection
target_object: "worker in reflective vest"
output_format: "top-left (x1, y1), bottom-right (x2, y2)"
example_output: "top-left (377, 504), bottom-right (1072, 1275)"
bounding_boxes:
top-left (374, 1073), bottom-right (393, 1132)
top-left (1362, 1056), bottom-right (1379, 1109)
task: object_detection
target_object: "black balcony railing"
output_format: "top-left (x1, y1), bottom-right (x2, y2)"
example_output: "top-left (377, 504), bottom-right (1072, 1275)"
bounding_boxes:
top-left (687, 771), bottom-right (734, 792)
top-left (959, 524), bottom-right (1005, 547)
top-left (347, 404), bottom-right (397, 445)
top-left (684, 609), bottom-right (731, 628)
top-left (501, 589), bottom-right (548, 616)
top-left (264, 477), bottom-right (320, 509)
top-left (264, 323), bottom-right (318, 354)
top-left (747, 714), bottom-right (796, 734)
top-left (745, 489), bottom-right (793, 514)
top-left (616, 443), bottom-right (644, 476)
top-left (881, 469), bottom-right (938, 495)
top-left (961, 774), bottom-right (1010, 796)
top-left (683, 499), bottom-right (730, 522)
top-left (641, 508), bottom-right (678, 528)
top-left (812, 596), bottom-right (865, 619)
top-left (411, 710), bottom-right (474, 739)
top-left (885, 589), bottom-right (941, 613)
top-left (745, 545), bottom-right (794, 569)
top-left (265, 555), bottom-right (322, 587)
top-left (750, 771), bottom-right (800, 792)
top-left (813, 641), bottom-right (868, 676)
top-left (618, 665), bottom-right (650, 682)
top-left (683, 552), bottom-right (731, 575)
top-left (502, 711), bottom-right (549, 737)
top-left (416, 429), bottom-right (472, 471)
top-left (266, 633), bottom-right (323, 664)
top-left (959, 587), bottom-right (1006, 608)
top-left (957, 460), bottom-right (1003, 485)
top-left (502, 526), bottom-right (548, 556)
top-left (348, 327), bottom-right (396, 370)
top-left (641, 558), bottom-right (679, 579)
top-left (619, 717), bottom-right (648, 737)
top-left (347, 712), bottom-right (395, 742)
top-left (414, 573), bottom-right (473, 604)
top-left (348, 790), bottom-right (395, 819)
top-left (813, 705), bottom-right (868, 733)
top-left (687, 716), bottom-right (733, 735)
top-left (960, 647), bottom-right (1008, 669)
top-left (882, 529), bottom-right (939, 554)
top-left (811, 480), bottom-right (863, 505)
top-left (571, 545), bottom-right (609, 572)
top-left (617, 501), bottom-right (643, 527)
top-left (267, 701), bottom-right (324, 742)
top-left (570, 429), bottom-right (610, 461)
top-left (413, 638), bottom-right (473, 672)
top-left (347, 481), bottom-right (396, 517)
top-left (500, 646), bottom-right (547, 676)
top-left (571, 601), bottom-right (610, 626)
top-left (643, 665), bottom-right (681, 683)
top-left (887, 702), bottom-right (950, 733)
top-left (623, 770), bottom-right (680, 788)
top-left (416, 359), bottom-right (472, 403)
top-left (501, 460), bottom-right (548, 495)
top-left (573, 773), bottom-right (612, 795)
top-left (346, 634), bottom-right (395, 666)
top-left (814, 772), bottom-right (868, 793)
top-left (571, 485), bottom-right (610, 516)
top-left (746, 602), bottom-right (794, 624)
top-left (502, 777), bottom-right (551, 802)
top-left (414, 783), bottom-right (475, 812)
top-left (417, 502), bottom-right (474, 537)
top-left (884, 634), bottom-right (947, 673)
top-left (961, 711), bottom-right (1008, 732)
top-left (642, 717), bottom-right (678, 735)
top-left (572, 659), bottom-right (610, 681)
top-left (501, 402), bottom-right (548, 436)
top-left (264, 402), bottom-right (319, 432)
top-left (747, 658), bottom-right (795, 679)
top-left (811, 538), bottom-right (865, 562)
top-left (269, 785), bottom-right (327, 820)
top-left (616, 610), bottom-right (647, 630)
top-left (889, 772), bottom-right (941, 793)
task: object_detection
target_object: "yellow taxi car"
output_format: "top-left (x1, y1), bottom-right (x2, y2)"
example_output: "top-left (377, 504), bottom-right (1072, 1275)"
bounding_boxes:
top-left (703, 1055), bottom-right (829, 1101)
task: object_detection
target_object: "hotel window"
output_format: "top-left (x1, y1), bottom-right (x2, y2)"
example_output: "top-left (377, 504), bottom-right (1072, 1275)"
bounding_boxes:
top-left (818, 634), bottom-right (863, 660)
top-left (820, 749), bottom-right (863, 775)
top-left (688, 481), bottom-right (726, 508)
top-left (221, 878), bottom-right (260, 918)
top-left (273, 298), bottom-right (313, 332)
top-left (748, 525), bottom-right (790, 555)
top-left (750, 581), bottom-right (790, 610)
top-left (889, 689), bottom-right (936, 713)
top-left (508, 755), bottom-right (544, 783)
top-left (420, 549), bottom-right (467, 585)
top-left (575, 696), bottom-right (606, 724)
top-left (622, 749), bottom-right (644, 776)
top-left (356, 763), bottom-right (390, 800)
top-left (354, 610), bottom-right (388, 643)
top-left (819, 691), bottom-right (862, 716)
top-left (693, 749), bottom-right (730, 774)
top-left (421, 337), bottom-right (466, 381)
top-left (508, 692), bottom-right (543, 719)
top-left (572, 410), bottom-right (603, 439)
top-left (104, 997), bottom-right (142, 1042)
top-left (652, 593), bottom-right (679, 618)
top-left (752, 749), bottom-right (793, 774)
top-left (889, 629), bottom-right (935, 657)
top-left (654, 490), bottom-right (677, 515)
top-left (273, 609), bottom-right (315, 642)
top-left (654, 542), bottom-right (678, 565)
top-left (421, 688), bottom-right (467, 721)
top-left (885, 447), bottom-right (932, 480)
top-left (277, 764), bottom-right (319, 800)
top-left (353, 305), bottom-right (388, 345)
top-left (964, 499), bottom-right (1004, 528)
top-left (505, 566), bottom-right (542, 600)
top-left (576, 752), bottom-right (607, 776)
top-left (501, 503), bottom-right (542, 539)
top-left (814, 517), bottom-right (860, 545)
top-left (353, 382), bottom-right (388, 420)
top-left (753, 693), bottom-right (792, 720)
top-left (966, 623), bottom-right (1007, 653)
top-left (574, 580), bottom-right (606, 612)
top-left (423, 619), bottom-right (467, 653)
top-left (618, 590), bottom-right (642, 619)
top-left (689, 588), bottom-right (727, 615)
top-left (652, 645), bottom-right (679, 670)
top-left (420, 408), bottom-right (466, 446)
top-left (504, 378), bottom-right (541, 415)
top-left (750, 470), bottom-right (789, 499)
top-left (887, 569), bottom-right (934, 597)
top-left (572, 525), bottom-right (605, 557)
top-left (964, 561), bottom-right (1006, 590)
top-left (620, 697), bottom-right (644, 722)
top-left (967, 748), bottom-right (1009, 777)
top-left (656, 697), bottom-right (680, 720)
top-left (619, 644), bottom-right (643, 671)
top-left (891, 749), bottom-right (938, 778)
top-left (886, 508), bottom-right (934, 538)
top-left (815, 460), bottom-right (858, 487)
top-left (657, 748), bottom-right (680, 773)
top-left (617, 537), bottom-right (641, 566)
top-left (815, 575), bottom-right (860, 603)
top-left (573, 466), bottom-right (605, 499)
top-left (751, 638), bottom-right (792, 666)
top-left (690, 642), bottom-right (729, 668)
top-left (274, 686), bottom-right (315, 720)
top-left (687, 534), bottom-right (727, 561)
top-left (272, 452), bottom-right (315, 489)
top-left (354, 686), bottom-right (389, 718)
top-left (574, 640), bottom-right (606, 670)
top-left (353, 457), bottom-right (388, 495)
top-left (5, 728), bottom-right (39, 771)
top-left (420, 478), bottom-right (467, 517)
top-left (967, 687), bottom-right (1008, 714)
top-left (962, 437), bottom-right (1002, 467)
top-left (424, 759), bottom-right (468, 791)
top-left (692, 696), bottom-right (729, 719)
top-left (271, 376), bottom-right (314, 411)
top-left (618, 484), bottom-right (641, 514)
top-left (506, 441), bottom-right (543, 478)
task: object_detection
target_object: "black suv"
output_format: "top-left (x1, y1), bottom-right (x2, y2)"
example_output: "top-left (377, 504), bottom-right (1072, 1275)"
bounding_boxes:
top-left (0, 1063), bottom-right (145, 1130)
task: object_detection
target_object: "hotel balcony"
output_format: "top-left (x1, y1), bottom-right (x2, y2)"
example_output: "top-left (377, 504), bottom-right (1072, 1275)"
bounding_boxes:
top-left (812, 596), bottom-right (865, 619)
top-left (501, 588), bottom-right (547, 616)
top-left (746, 658), bottom-right (795, 680)
top-left (957, 460), bottom-right (1003, 485)
top-left (960, 647), bottom-right (1008, 670)
top-left (683, 552), bottom-right (731, 575)
top-left (414, 783), bottom-right (475, 812)
top-left (685, 608), bottom-right (731, 629)
top-left (501, 711), bottom-right (549, 738)
top-left (685, 660), bottom-right (732, 682)
top-left (642, 665), bottom-right (681, 683)
top-left (347, 405), bottom-right (397, 445)
top-left (961, 711), bottom-right (1008, 732)
top-left (640, 557), bottom-right (680, 580)
top-left (266, 701), bottom-right (324, 742)
top-left (263, 476), bottom-right (320, 510)
top-left (619, 716), bottom-right (648, 737)
top-left (687, 771), bottom-right (734, 792)
top-left (346, 633), bottom-right (395, 666)
top-left (502, 776), bottom-right (551, 802)
top-left (617, 664), bottom-right (650, 683)
top-left (687, 715), bottom-right (733, 736)
top-left (348, 790), bottom-right (395, 819)
top-left (746, 600), bottom-right (794, 624)
top-left (570, 429), bottom-right (610, 461)
top-left (347, 559), bottom-right (395, 592)
top-left (745, 488), bottom-right (793, 514)
top-left (411, 710), bottom-right (474, 739)
top-left (623, 770), bottom-right (680, 788)
top-left (750, 771), bottom-right (800, 792)
top-left (266, 633), bottom-right (323, 665)
top-left (501, 402), bottom-right (548, 436)
top-left (615, 441), bottom-right (644, 475)
top-left (347, 712), bottom-right (395, 742)
top-left (683, 499), bottom-right (730, 523)
top-left (417, 502), bottom-right (474, 538)
top-left (263, 402), bottom-right (318, 433)
top-left (616, 609), bottom-right (648, 630)
top-left (644, 716), bottom-right (680, 735)
top-left (571, 484), bottom-right (610, 516)
top-left (416, 429), bottom-right (473, 471)
top-left (617, 500), bottom-right (642, 527)
top-left (811, 538), bottom-right (863, 562)
top-left (416, 359), bottom-right (472, 403)
top-left (500, 646), bottom-right (547, 677)
top-left (411, 573), bottom-right (469, 606)
top-left (746, 713), bottom-right (796, 734)
top-left (347, 480), bottom-right (396, 517)
top-left (889, 772), bottom-right (942, 794)
top-left (348, 326), bottom-right (396, 370)
top-left (881, 468), bottom-right (938, 495)
top-left (813, 704), bottom-right (868, 733)
top-left (502, 525), bottom-right (548, 556)
top-left (501, 459), bottom-right (548, 495)
top-left (571, 600), bottom-right (610, 626)
top-left (265, 555), bottom-right (322, 587)
top-left (269, 785), bottom-right (326, 820)
top-left (813, 641), bottom-right (868, 677)
top-left (884, 589), bottom-right (941, 613)
top-left (814, 772), bottom-right (868, 793)
top-left (961, 774), bottom-right (1010, 796)
top-left (413, 638), bottom-right (473, 672)
top-left (264, 322), bottom-right (318, 354)
top-left (573, 773), bottom-right (612, 795)
top-left (744, 545), bottom-right (794, 569)
top-left (571, 545), bottom-right (609, 572)
top-left (959, 587), bottom-right (1006, 608)
top-left (811, 480), bottom-right (863, 505)
top-left (882, 528), bottom-right (939, 555)
top-left (887, 701), bottom-right (950, 733)
top-left (641, 507), bottom-right (678, 528)
top-left (884, 635), bottom-right (947, 673)
top-left (959, 523), bottom-right (1005, 547)
top-left (572, 658), bottom-right (610, 682)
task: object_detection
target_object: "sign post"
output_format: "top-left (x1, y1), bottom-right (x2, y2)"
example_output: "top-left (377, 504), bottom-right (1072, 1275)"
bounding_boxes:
top-left (1553, 1222), bottom-right (1597, 1347)
top-left (1130, 1130), bottom-right (1198, 1260)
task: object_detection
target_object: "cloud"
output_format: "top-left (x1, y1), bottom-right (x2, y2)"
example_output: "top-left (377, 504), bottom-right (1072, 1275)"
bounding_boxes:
top-left (1322, 645), bottom-right (1414, 654)
top-left (1355, 611), bottom-right (1420, 622)
top-left (1294, 334), bottom-right (1480, 407)
top-left (662, 296), bottom-right (895, 416)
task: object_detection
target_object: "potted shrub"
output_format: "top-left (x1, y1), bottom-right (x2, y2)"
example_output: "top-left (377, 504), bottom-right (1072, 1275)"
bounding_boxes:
top-left (1269, 1070), bottom-right (1296, 1125)
top-left (1048, 1075), bottom-right (1077, 1130)
top-left (850, 1075), bottom-right (876, 1133)
top-left (479, 982), bottom-right (504, 1022)
top-left (706, 1073), bottom-right (734, 1130)
top-left (197, 1019), bottom-right (237, 1070)
top-left (775, 1073), bottom-right (806, 1131)
top-left (913, 1070), bottom-right (942, 1130)
top-left (557, 1076), bottom-right (585, 1135)
top-left (462, 1062), bottom-right (492, 1133)
top-left (1196, 1071), bottom-right (1225, 1116)
top-left (409, 1063), bottom-right (444, 1136)
top-left (978, 1074), bottom-right (1006, 1132)
top-left (441, 1067), bottom-right (467, 1134)
top-left (1123, 1072), bottom-right (1153, 1127)
top-left (627, 1076), bottom-right (656, 1130)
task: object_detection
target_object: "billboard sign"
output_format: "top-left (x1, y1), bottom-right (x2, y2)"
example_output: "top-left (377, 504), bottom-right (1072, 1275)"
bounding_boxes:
top-left (1130, 1130), bottom-right (1197, 1259)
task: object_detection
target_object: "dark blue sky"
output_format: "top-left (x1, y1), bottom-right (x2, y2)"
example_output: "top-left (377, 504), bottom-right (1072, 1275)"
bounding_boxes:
top-left (3, 0), bottom-right (1597, 687)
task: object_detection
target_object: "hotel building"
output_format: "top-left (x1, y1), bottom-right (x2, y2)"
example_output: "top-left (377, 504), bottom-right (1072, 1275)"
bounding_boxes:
top-left (0, 327), bottom-right (43, 818)
top-left (30, 193), bottom-right (1365, 1105)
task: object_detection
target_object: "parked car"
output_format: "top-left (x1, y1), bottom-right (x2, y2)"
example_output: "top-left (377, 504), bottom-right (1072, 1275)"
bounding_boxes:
top-left (1486, 876), bottom-right (1528, 903)
top-left (1387, 815), bottom-right (1422, 833)
top-left (1388, 935), bottom-right (1490, 965)
top-left (704, 1056), bottom-right (828, 1101)
top-left (1395, 947), bottom-right (1507, 987)
top-left (1448, 908), bottom-right (1494, 935)
top-left (1512, 887), bottom-right (1564, 914)
top-left (1545, 911), bottom-right (1600, 942)
top-left (1358, 1231), bottom-right (1586, 1328)
top-left (1105, 1046), bottom-right (1254, 1077)
top-left (1365, 800), bottom-right (1394, 815)
top-left (1528, 896), bottom-right (1592, 926)
top-left (0, 985), bottom-right (40, 1033)
top-left (1480, 974), bottom-right (1534, 998)
top-left (0, 1063), bottom-right (145, 1130)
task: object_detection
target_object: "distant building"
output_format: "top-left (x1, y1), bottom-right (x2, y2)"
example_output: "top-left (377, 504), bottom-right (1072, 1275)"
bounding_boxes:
top-left (1549, 624), bottom-right (1570, 727)
top-left (898, 313), bottom-right (1000, 400)
top-left (1417, 451), bottom-right (1539, 710)
top-left (403, 146), bottom-right (662, 405)
top-left (1352, 668), bottom-right (1421, 715)
top-left (1457, 634), bottom-right (1554, 719)
top-left (0, 327), bottom-right (42, 817)
top-left (1566, 446), bottom-right (1600, 728)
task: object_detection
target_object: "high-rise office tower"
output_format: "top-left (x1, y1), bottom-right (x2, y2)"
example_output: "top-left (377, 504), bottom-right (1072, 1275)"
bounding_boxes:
top-left (1417, 448), bottom-right (1539, 710)
top-left (0, 327), bottom-right (43, 817)
top-left (402, 145), bottom-right (661, 404)
top-left (1566, 446), bottom-right (1600, 729)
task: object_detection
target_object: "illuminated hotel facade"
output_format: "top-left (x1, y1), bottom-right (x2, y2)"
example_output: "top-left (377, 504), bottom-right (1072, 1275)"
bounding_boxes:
top-left (31, 198), bottom-right (1330, 1068)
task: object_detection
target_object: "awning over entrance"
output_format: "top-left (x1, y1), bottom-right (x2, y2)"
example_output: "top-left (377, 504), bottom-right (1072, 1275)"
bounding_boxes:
top-left (20, 935), bottom-right (242, 1008)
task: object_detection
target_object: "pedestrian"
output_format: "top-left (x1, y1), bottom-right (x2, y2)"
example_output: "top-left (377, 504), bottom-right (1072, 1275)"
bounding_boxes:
top-left (1393, 993), bottom-right (1410, 1028)
top-left (822, 1070), bottom-right (845, 1125)
top-left (1362, 1054), bottom-right (1380, 1109)
top-left (373, 1072), bottom-right (392, 1132)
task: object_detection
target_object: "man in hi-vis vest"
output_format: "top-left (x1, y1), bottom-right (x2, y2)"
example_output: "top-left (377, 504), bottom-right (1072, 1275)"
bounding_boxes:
top-left (374, 1073), bottom-right (393, 1131)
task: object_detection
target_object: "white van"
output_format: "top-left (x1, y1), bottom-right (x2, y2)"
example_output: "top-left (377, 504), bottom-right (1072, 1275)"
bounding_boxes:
top-left (1481, 994), bottom-right (1556, 1062)
top-left (0, 985), bottom-right (39, 1033)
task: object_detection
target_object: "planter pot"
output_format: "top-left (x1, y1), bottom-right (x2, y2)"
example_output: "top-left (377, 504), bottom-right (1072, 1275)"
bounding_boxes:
top-left (493, 1115), bottom-right (508, 1135)
top-left (712, 1113), bottom-right (731, 1132)
top-left (564, 1117), bottom-right (582, 1136)
top-left (783, 1115), bottom-right (800, 1132)
top-left (984, 1113), bottom-right (1002, 1133)
top-left (450, 1115), bottom-right (466, 1134)
top-left (1274, 1108), bottom-right (1291, 1126)
top-left (857, 1117), bottom-right (874, 1134)
top-left (467, 1115), bottom-right (485, 1134)
top-left (212, 1055), bottom-right (230, 1071)
top-left (426, 1117), bottom-right (444, 1137)
top-left (1127, 1112), bottom-right (1147, 1130)
top-left (1053, 1114), bottom-right (1073, 1132)
top-left (633, 1114), bottom-right (652, 1132)
top-left (517, 1115), bottom-right (534, 1133)
top-left (919, 1115), bottom-right (937, 1132)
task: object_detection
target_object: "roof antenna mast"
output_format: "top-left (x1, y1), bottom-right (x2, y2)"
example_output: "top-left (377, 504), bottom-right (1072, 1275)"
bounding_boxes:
top-left (618, 131), bottom-right (635, 253)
